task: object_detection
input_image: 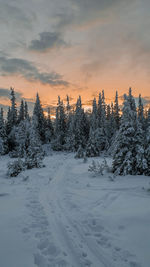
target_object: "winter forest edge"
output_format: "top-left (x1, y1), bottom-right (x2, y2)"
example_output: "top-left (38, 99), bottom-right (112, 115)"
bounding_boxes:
top-left (0, 87), bottom-right (150, 177)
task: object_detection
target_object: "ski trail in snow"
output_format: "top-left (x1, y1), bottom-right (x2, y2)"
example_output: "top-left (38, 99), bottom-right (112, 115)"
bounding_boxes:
top-left (40, 158), bottom-right (115, 267)
top-left (21, 156), bottom-right (75, 267)
top-left (21, 154), bottom-right (143, 267)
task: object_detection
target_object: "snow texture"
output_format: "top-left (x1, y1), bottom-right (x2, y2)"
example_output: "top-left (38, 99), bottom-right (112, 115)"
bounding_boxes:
top-left (0, 153), bottom-right (150, 267)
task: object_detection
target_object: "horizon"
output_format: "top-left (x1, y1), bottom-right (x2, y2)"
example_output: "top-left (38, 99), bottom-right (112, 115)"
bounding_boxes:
top-left (1, 87), bottom-right (150, 118)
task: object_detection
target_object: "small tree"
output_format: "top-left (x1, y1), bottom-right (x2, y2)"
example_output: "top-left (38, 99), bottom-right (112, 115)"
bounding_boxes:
top-left (25, 116), bottom-right (44, 169)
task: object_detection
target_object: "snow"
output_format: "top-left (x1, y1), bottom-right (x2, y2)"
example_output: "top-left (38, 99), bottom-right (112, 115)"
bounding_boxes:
top-left (0, 153), bottom-right (150, 267)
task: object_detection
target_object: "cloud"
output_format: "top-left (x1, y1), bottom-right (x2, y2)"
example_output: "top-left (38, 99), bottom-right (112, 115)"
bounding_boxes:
top-left (55, 0), bottom-right (134, 30)
top-left (0, 2), bottom-right (32, 29)
top-left (0, 56), bottom-right (69, 87)
top-left (29, 31), bottom-right (67, 52)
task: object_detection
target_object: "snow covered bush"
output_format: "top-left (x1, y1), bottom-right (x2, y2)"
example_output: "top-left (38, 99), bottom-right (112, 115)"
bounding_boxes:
top-left (83, 153), bottom-right (88, 163)
top-left (7, 159), bottom-right (25, 177)
top-left (88, 158), bottom-right (111, 176)
top-left (9, 150), bottom-right (20, 158)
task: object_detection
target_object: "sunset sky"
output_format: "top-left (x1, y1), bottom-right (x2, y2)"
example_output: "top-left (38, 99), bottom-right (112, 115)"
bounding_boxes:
top-left (0, 0), bottom-right (150, 113)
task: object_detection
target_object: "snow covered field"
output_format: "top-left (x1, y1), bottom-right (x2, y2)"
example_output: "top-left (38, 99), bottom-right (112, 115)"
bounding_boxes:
top-left (0, 152), bottom-right (150, 267)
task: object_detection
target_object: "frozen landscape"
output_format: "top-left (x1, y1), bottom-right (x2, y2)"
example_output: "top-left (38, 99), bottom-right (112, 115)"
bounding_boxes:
top-left (0, 0), bottom-right (150, 265)
top-left (0, 152), bottom-right (150, 267)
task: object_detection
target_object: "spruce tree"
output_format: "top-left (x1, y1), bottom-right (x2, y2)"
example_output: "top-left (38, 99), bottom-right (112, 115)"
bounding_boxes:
top-left (112, 94), bottom-right (136, 175)
top-left (113, 91), bottom-right (120, 130)
top-left (15, 120), bottom-right (31, 158)
top-left (6, 89), bottom-right (18, 151)
top-left (73, 96), bottom-right (89, 150)
top-left (33, 93), bottom-right (46, 142)
top-left (65, 107), bottom-right (75, 151)
top-left (113, 88), bottom-right (147, 175)
top-left (138, 94), bottom-right (146, 130)
top-left (6, 88), bottom-right (18, 135)
top-left (24, 101), bottom-right (30, 120)
top-left (25, 116), bottom-right (44, 169)
top-left (18, 100), bottom-right (25, 123)
top-left (86, 98), bottom-right (99, 157)
top-left (145, 109), bottom-right (150, 175)
top-left (45, 108), bottom-right (54, 143)
top-left (134, 120), bottom-right (148, 175)
top-left (97, 92), bottom-right (107, 151)
top-left (10, 87), bottom-right (18, 126)
top-left (0, 108), bottom-right (8, 155)
top-left (52, 96), bottom-right (66, 150)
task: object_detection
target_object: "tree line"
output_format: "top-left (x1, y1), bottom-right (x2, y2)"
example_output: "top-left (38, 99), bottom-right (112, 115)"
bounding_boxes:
top-left (0, 87), bottom-right (150, 176)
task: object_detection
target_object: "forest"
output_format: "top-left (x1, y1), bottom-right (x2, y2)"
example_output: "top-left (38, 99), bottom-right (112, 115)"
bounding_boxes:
top-left (0, 87), bottom-right (150, 176)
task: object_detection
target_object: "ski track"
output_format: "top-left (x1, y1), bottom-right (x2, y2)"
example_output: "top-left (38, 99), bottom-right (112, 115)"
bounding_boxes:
top-left (20, 154), bottom-right (142, 267)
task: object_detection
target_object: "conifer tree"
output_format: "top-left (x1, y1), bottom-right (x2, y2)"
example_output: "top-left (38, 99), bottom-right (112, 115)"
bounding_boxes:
top-left (145, 109), bottom-right (150, 175)
top-left (138, 94), bottom-right (146, 130)
top-left (97, 93), bottom-right (103, 128)
top-left (6, 88), bottom-right (18, 135)
top-left (45, 108), bottom-right (54, 143)
top-left (91, 98), bottom-right (97, 131)
top-left (52, 96), bottom-right (66, 150)
top-left (5, 88), bottom-right (18, 151)
top-left (112, 94), bottom-right (136, 175)
top-left (6, 107), bottom-right (11, 135)
top-left (0, 108), bottom-right (8, 154)
top-left (18, 100), bottom-right (25, 123)
top-left (66, 95), bottom-right (71, 118)
top-left (86, 98), bottom-right (99, 156)
top-left (65, 98), bottom-right (75, 151)
top-left (24, 101), bottom-right (30, 120)
top-left (10, 87), bottom-right (18, 126)
top-left (97, 92), bottom-right (107, 151)
top-left (25, 116), bottom-right (44, 169)
top-left (113, 88), bottom-right (147, 175)
top-left (73, 96), bottom-right (89, 150)
top-left (133, 120), bottom-right (148, 175)
top-left (113, 91), bottom-right (120, 129)
top-left (15, 120), bottom-right (29, 157)
top-left (33, 93), bottom-right (46, 142)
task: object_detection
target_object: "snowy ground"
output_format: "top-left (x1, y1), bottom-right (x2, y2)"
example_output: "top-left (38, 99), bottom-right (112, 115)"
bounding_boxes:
top-left (0, 152), bottom-right (150, 267)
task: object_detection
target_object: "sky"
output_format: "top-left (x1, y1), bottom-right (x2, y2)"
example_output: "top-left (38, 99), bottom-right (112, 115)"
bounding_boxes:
top-left (0, 0), bottom-right (150, 113)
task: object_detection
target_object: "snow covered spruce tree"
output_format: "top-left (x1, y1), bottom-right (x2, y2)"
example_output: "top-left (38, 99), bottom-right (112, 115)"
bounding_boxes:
top-left (113, 91), bottom-right (120, 130)
top-left (96, 92), bottom-right (108, 151)
top-left (25, 116), bottom-right (44, 169)
top-left (112, 88), bottom-right (147, 175)
top-left (86, 98), bottom-right (100, 157)
top-left (15, 119), bottom-right (30, 158)
top-left (145, 109), bottom-right (150, 175)
top-left (45, 107), bottom-right (54, 143)
top-left (18, 100), bottom-right (25, 124)
top-left (52, 96), bottom-right (66, 150)
top-left (33, 93), bottom-right (46, 143)
top-left (73, 96), bottom-right (89, 151)
top-left (24, 101), bottom-right (30, 120)
top-left (137, 94), bottom-right (145, 130)
top-left (6, 88), bottom-right (18, 151)
top-left (105, 104), bottom-right (116, 147)
top-left (0, 108), bottom-right (8, 155)
top-left (64, 96), bottom-right (75, 151)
